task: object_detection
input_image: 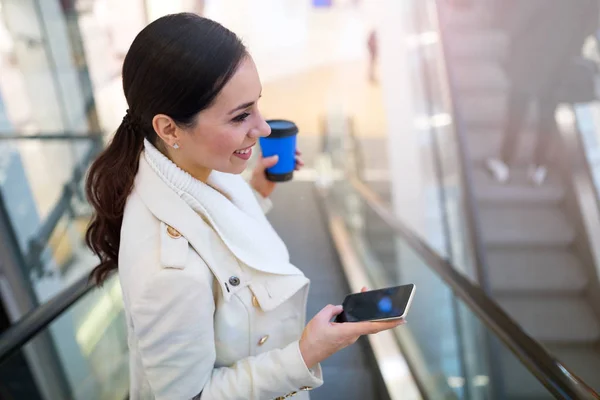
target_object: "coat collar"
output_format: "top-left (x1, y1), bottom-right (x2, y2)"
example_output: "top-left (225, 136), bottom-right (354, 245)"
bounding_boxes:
top-left (134, 153), bottom-right (305, 284)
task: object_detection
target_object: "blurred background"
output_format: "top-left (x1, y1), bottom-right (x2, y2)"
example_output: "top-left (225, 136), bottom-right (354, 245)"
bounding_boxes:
top-left (1, 0), bottom-right (600, 399)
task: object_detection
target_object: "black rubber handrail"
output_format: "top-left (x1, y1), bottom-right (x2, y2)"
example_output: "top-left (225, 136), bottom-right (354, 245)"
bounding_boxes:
top-left (0, 274), bottom-right (95, 363)
top-left (0, 133), bottom-right (104, 362)
top-left (348, 176), bottom-right (600, 400)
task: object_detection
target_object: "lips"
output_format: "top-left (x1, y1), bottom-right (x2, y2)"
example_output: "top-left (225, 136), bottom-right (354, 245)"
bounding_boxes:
top-left (233, 144), bottom-right (254, 160)
top-left (234, 148), bottom-right (252, 155)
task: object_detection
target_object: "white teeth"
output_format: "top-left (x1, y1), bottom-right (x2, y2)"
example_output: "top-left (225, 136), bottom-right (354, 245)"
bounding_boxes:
top-left (235, 148), bottom-right (250, 154)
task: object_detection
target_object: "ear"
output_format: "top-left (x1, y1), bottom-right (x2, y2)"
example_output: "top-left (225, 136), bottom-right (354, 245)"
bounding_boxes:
top-left (152, 114), bottom-right (181, 148)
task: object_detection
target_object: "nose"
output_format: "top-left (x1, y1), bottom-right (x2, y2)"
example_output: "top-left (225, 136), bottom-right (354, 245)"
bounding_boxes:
top-left (248, 113), bottom-right (271, 139)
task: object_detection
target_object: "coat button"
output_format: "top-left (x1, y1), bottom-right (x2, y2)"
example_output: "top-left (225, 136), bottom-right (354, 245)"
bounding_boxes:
top-left (228, 276), bottom-right (240, 286)
top-left (252, 295), bottom-right (259, 308)
top-left (258, 335), bottom-right (269, 346)
top-left (166, 225), bottom-right (182, 239)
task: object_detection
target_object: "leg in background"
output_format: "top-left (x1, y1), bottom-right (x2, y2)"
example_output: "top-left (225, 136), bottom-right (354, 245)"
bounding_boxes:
top-left (527, 96), bottom-right (558, 185)
top-left (486, 87), bottom-right (529, 183)
top-left (534, 97), bottom-right (558, 167)
top-left (500, 88), bottom-right (529, 165)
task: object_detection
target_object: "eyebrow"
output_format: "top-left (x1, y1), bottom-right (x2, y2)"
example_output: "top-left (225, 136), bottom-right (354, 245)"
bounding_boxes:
top-left (228, 93), bottom-right (263, 115)
top-left (228, 101), bottom-right (255, 115)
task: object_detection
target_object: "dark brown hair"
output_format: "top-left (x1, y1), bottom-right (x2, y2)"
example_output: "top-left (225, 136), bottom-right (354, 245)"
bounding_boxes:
top-left (85, 13), bottom-right (247, 285)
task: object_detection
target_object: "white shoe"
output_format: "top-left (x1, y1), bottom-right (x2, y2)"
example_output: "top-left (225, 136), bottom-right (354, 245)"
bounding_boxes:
top-left (528, 165), bottom-right (547, 186)
top-left (485, 158), bottom-right (510, 183)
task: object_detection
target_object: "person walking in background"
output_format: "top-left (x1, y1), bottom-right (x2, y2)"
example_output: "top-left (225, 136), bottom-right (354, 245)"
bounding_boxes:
top-left (84, 13), bottom-right (403, 400)
top-left (486, 0), bottom-right (599, 185)
top-left (367, 29), bottom-right (378, 84)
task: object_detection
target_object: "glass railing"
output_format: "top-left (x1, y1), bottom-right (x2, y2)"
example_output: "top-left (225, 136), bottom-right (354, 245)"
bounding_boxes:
top-left (0, 134), bottom-right (104, 309)
top-left (317, 171), bottom-right (599, 399)
top-left (407, 0), bottom-right (484, 285)
top-left (0, 273), bottom-right (127, 400)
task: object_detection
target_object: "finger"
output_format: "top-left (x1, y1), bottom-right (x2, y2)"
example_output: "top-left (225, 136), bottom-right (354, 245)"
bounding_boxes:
top-left (360, 287), bottom-right (368, 293)
top-left (295, 149), bottom-right (302, 156)
top-left (295, 157), bottom-right (305, 166)
top-left (344, 319), bottom-right (403, 336)
top-left (260, 155), bottom-right (279, 169)
top-left (317, 304), bottom-right (344, 321)
top-left (365, 319), bottom-right (405, 333)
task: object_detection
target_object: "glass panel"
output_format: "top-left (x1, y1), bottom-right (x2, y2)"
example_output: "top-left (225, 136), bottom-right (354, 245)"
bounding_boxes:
top-left (326, 178), bottom-right (555, 400)
top-left (406, 0), bottom-right (478, 281)
top-left (0, 137), bottom-right (102, 305)
top-left (574, 103), bottom-right (600, 205)
top-left (0, 0), bottom-right (100, 133)
top-left (0, 275), bottom-right (128, 400)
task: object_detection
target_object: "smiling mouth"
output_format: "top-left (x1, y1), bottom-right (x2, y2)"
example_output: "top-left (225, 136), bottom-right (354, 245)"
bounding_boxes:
top-left (234, 144), bottom-right (255, 155)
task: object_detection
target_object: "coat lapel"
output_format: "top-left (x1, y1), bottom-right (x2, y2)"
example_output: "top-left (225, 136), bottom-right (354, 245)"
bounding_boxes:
top-left (134, 156), bottom-right (304, 280)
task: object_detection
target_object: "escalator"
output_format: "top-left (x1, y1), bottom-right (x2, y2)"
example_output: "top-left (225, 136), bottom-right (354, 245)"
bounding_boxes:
top-left (3, 2), bottom-right (600, 399)
top-left (434, 0), bottom-right (600, 394)
top-left (2, 120), bottom-right (600, 400)
top-left (1, 138), bottom-right (599, 399)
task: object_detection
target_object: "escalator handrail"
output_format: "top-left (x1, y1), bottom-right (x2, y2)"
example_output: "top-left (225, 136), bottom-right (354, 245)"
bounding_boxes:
top-left (348, 176), bottom-right (600, 399)
top-left (0, 274), bottom-right (95, 363)
top-left (0, 133), bottom-right (104, 362)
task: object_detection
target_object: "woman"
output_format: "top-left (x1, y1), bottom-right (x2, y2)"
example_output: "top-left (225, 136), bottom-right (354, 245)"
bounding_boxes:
top-left (85, 13), bottom-right (402, 400)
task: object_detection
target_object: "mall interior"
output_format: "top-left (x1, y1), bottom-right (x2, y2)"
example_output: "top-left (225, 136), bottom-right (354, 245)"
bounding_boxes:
top-left (1, 0), bottom-right (600, 399)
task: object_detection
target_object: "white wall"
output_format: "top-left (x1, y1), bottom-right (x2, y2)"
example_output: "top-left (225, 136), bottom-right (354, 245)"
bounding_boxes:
top-left (376, 0), bottom-right (427, 236)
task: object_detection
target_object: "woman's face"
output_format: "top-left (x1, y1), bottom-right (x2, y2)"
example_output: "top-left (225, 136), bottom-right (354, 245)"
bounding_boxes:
top-left (174, 56), bottom-right (271, 178)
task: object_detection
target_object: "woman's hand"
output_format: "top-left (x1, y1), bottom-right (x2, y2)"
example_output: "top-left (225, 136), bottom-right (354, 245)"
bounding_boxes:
top-left (299, 287), bottom-right (405, 369)
top-left (250, 150), bottom-right (305, 198)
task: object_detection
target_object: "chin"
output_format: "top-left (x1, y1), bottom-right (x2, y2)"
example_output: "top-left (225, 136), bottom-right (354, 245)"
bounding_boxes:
top-left (218, 163), bottom-right (247, 175)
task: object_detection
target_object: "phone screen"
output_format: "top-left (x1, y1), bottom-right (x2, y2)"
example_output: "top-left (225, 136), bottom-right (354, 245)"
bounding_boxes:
top-left (339, 284), bottom-right (415, 322)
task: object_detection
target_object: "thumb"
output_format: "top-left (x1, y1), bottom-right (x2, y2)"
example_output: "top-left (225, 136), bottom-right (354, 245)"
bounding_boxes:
top-left (261, 155), bottom-right (279, 169)
top-left (317, 304), bottom-right (343, 321)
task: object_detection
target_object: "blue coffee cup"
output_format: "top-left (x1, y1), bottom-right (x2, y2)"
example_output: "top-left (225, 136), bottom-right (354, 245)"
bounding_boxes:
top-left (260, 120), bottom-right (299, 182)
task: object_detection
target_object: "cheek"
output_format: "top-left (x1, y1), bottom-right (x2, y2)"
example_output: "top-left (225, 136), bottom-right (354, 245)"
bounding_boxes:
top-left (200, 127), bottom-right (244, 157)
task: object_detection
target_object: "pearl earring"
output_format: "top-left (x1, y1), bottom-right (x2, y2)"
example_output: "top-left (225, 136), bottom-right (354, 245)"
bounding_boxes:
top-left (173, 143), bottom-right (180, 149)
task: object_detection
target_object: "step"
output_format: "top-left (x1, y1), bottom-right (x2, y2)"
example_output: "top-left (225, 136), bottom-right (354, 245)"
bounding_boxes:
top-left (479, 205), bottom-right (575, 247)
top-left (487, 249), bottom-right (587, 293)
top-left (466, 129), bottom-right (538, 165)
top-left (452, 62), bottom-right (508, 93)
top-left (496, 296), bottom-right (600, 342)
top-left (456, 93), bottom-right (506, 128)
top-left (545, 344), bottom-right (600, 393)
top-left (444, 30), bottom-right (508, 62)
top-left (472, 167), bottom-right (564, 204)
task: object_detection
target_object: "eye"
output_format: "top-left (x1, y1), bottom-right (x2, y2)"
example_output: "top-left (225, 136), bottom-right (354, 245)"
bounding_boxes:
top-left (232, 112), bottom-right (251, 123)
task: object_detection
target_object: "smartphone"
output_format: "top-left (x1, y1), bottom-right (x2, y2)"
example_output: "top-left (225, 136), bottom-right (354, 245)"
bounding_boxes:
top-left (335, 284), bottom-right (415, 323)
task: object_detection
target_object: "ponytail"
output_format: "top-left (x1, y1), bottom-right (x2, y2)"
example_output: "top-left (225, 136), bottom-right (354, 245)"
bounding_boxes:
top-left (86, 13), bottom-right (248, 285)
top-left (85, 113), bottom-right (145, 285)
